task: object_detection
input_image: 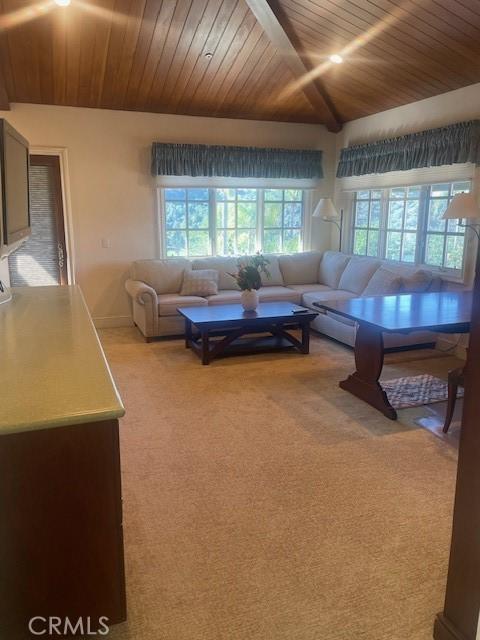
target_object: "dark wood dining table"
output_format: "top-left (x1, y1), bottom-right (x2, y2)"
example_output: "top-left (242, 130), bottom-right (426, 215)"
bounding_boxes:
top-left (315, 291), bottom-right (472, 420)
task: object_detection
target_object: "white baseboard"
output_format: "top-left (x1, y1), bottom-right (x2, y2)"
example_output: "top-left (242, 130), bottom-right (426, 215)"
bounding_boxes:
top-left (93, 315), bottom-right (134, 328)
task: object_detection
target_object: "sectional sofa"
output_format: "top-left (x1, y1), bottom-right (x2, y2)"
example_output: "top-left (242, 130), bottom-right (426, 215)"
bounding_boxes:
top-left (125, 251), bottom-right (442, 349)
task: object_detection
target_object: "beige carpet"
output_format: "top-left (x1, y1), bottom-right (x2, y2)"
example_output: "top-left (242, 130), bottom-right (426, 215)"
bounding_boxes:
top-left (99, 328), bottom-right (461, 640)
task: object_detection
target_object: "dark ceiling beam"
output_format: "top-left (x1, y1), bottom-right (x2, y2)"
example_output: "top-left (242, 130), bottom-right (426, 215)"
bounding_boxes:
top-left (0, 82), bottom-right (10, 111)
top-left (244, 0), bottom-right (341, 132)
top-left (0, 51), bottom-right (10, 111)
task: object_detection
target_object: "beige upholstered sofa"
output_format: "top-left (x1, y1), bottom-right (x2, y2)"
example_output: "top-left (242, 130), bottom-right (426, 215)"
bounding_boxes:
top-left (125, 251), bottom-right (442, 348)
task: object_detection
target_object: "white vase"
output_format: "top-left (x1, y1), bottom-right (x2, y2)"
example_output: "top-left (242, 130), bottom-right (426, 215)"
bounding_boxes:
top-left (241, 289), bottom-right (259, 311)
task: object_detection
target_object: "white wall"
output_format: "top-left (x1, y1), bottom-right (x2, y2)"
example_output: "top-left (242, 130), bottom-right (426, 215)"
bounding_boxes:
top-left (338, 82), bottom-right (480, 147)
top-left (0, 103), bottom-right (335, 325)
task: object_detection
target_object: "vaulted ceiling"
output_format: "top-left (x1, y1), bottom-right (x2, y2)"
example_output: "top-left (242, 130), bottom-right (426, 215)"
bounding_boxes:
top-left (0, 0), bottom-right (480, 131)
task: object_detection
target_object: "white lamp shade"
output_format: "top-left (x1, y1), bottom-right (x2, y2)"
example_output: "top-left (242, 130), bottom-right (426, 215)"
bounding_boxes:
top-left (442, 192), bottom-right (479, 220)
top-left (312, 197), bottom-right (338, 219)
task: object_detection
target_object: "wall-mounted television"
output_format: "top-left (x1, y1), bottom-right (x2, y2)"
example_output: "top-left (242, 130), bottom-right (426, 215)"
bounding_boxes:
top-left (0, 119), bottom-right (31, 260)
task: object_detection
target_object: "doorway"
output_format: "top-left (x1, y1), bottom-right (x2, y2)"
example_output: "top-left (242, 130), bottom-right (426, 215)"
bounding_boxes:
top-left (9, 154), bottom-right (68, 286)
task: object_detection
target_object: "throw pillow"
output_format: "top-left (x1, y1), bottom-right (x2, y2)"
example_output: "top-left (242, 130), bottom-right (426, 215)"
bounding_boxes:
top-left (338, 256), bottom-right (381, 294)
top-left (180, 269), bottom-right (218, 297)
top-left (191, 257), bottom-right (239, 290)
top-left (401, 269), bottom-right (433, 293)
top-left (363, 266), bottom-right (403, 296)
top-left (318, 251), bottom-right (351, 288)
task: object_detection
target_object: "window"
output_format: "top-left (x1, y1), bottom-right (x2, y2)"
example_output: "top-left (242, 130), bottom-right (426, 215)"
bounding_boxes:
top-left (216, 188), bottom-right (257, 256)
top-left (425, 182), bottom-right (469, 270)
top-left (352, 190), bottom-right (382, 258)
top-left (163, 187), bottom-right (305, 257)
top-left (164, 188), bottom-right (211, 257)
top-left (351, 181), bottom-right (471, 273)
top-left (263, 189), bottom-right (303, 253)
top-left (385, 186), bottom-right (421, 263)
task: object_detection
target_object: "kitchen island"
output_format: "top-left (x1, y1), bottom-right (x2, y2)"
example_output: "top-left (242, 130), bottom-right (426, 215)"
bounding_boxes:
top-left (0, 285), bottom-right (126, 637)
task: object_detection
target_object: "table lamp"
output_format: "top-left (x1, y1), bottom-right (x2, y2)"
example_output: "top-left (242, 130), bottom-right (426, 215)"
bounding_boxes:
top-left (312, 198), bottom-right (344, 251)
top-left (442, 192), bottom-right (480, 240)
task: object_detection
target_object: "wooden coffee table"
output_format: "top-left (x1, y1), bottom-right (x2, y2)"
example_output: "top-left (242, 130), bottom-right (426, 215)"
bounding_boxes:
top-left (177, 302), bottom-right (317, 365)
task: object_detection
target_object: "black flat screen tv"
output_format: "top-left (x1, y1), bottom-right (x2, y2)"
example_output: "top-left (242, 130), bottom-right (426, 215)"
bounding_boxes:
top-left (0, 119), bottom-right (30, 259)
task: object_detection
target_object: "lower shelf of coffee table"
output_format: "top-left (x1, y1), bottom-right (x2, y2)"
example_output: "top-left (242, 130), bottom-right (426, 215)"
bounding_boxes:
top-left (194, 334), bottom-right (296, 357)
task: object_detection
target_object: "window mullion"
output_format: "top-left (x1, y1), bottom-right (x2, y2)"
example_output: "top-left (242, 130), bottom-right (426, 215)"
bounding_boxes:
top-left (234, 190), bottom-right (238, 255)
top-left (399, 194), bottom-right (406, 261)
top-left (442, 184), bottom-right (454, 268)
top-left (418, 186), bottom-right (428, 265)
top-left (209, 188), bottom-right (216, 256)
top-left (350, 193), bottom-right (356, 253)
top-left (158, 188), bottom-right (166, 259)
top-left (301, 190), bottom-right (306, 250)
top-left (366, 196), bottom-right (372, 256)
top-left (279, 194), bottom-right (283, 253)
top-left (257, 189), bottom-right (263, 252)
top-left (380, 190), bottom-right (388, 259)
top-left (185, 192), bottom-right (190, 257)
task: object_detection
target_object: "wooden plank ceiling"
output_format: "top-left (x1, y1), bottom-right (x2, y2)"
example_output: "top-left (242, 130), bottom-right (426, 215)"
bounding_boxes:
top-left (275, 0), bottom-right (480, 123)
top-left (0, 0), bottom-right (480, 129)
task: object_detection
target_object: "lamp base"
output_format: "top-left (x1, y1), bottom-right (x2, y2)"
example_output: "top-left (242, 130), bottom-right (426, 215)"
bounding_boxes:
top-left (0, 280), bottom-right (12, 305)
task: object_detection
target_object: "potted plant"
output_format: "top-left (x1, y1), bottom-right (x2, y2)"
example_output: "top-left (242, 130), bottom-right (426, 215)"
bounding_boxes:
top-left (228, 254), bottom-right (270, 311)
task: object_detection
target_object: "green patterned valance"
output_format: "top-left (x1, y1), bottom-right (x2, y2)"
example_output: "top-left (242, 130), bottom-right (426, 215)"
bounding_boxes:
top-left (337, 120), bottom-right (480, 178)
top-left (151, 143), bottom-right (323, 179)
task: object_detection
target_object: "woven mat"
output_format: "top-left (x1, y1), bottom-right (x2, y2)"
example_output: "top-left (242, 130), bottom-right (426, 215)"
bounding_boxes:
top-left (382, 373), bottom-right (464, 410)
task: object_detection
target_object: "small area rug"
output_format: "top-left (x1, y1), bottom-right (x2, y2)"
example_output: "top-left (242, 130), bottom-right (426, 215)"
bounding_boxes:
top-left (383, 373), bottom-right (464, 409)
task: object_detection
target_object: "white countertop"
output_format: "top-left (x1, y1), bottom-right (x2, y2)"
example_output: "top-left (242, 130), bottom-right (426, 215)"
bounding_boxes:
top-left (0, 285), bottom-right (125, 435)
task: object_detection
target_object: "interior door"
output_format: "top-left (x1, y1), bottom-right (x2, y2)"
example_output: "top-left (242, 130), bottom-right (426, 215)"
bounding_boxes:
top-left (8, 154), bottom-right (68, 286)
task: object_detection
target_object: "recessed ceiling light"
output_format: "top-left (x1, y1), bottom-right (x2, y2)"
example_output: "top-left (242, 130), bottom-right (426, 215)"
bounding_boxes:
top-left (55, 0), bottom-right (71, 6)
top-left (204, 52), bottom-right (213, 59)
top-left (329, 54), bottom-right (343, 64)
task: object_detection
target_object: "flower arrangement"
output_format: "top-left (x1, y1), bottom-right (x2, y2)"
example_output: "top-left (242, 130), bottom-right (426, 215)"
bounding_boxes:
top-left (228, 253), bottom-right (270, 291)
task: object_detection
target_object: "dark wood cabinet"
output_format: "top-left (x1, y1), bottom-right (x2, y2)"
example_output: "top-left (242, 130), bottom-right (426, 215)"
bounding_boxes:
top-left (0, 420), bottom-right (126, 637)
